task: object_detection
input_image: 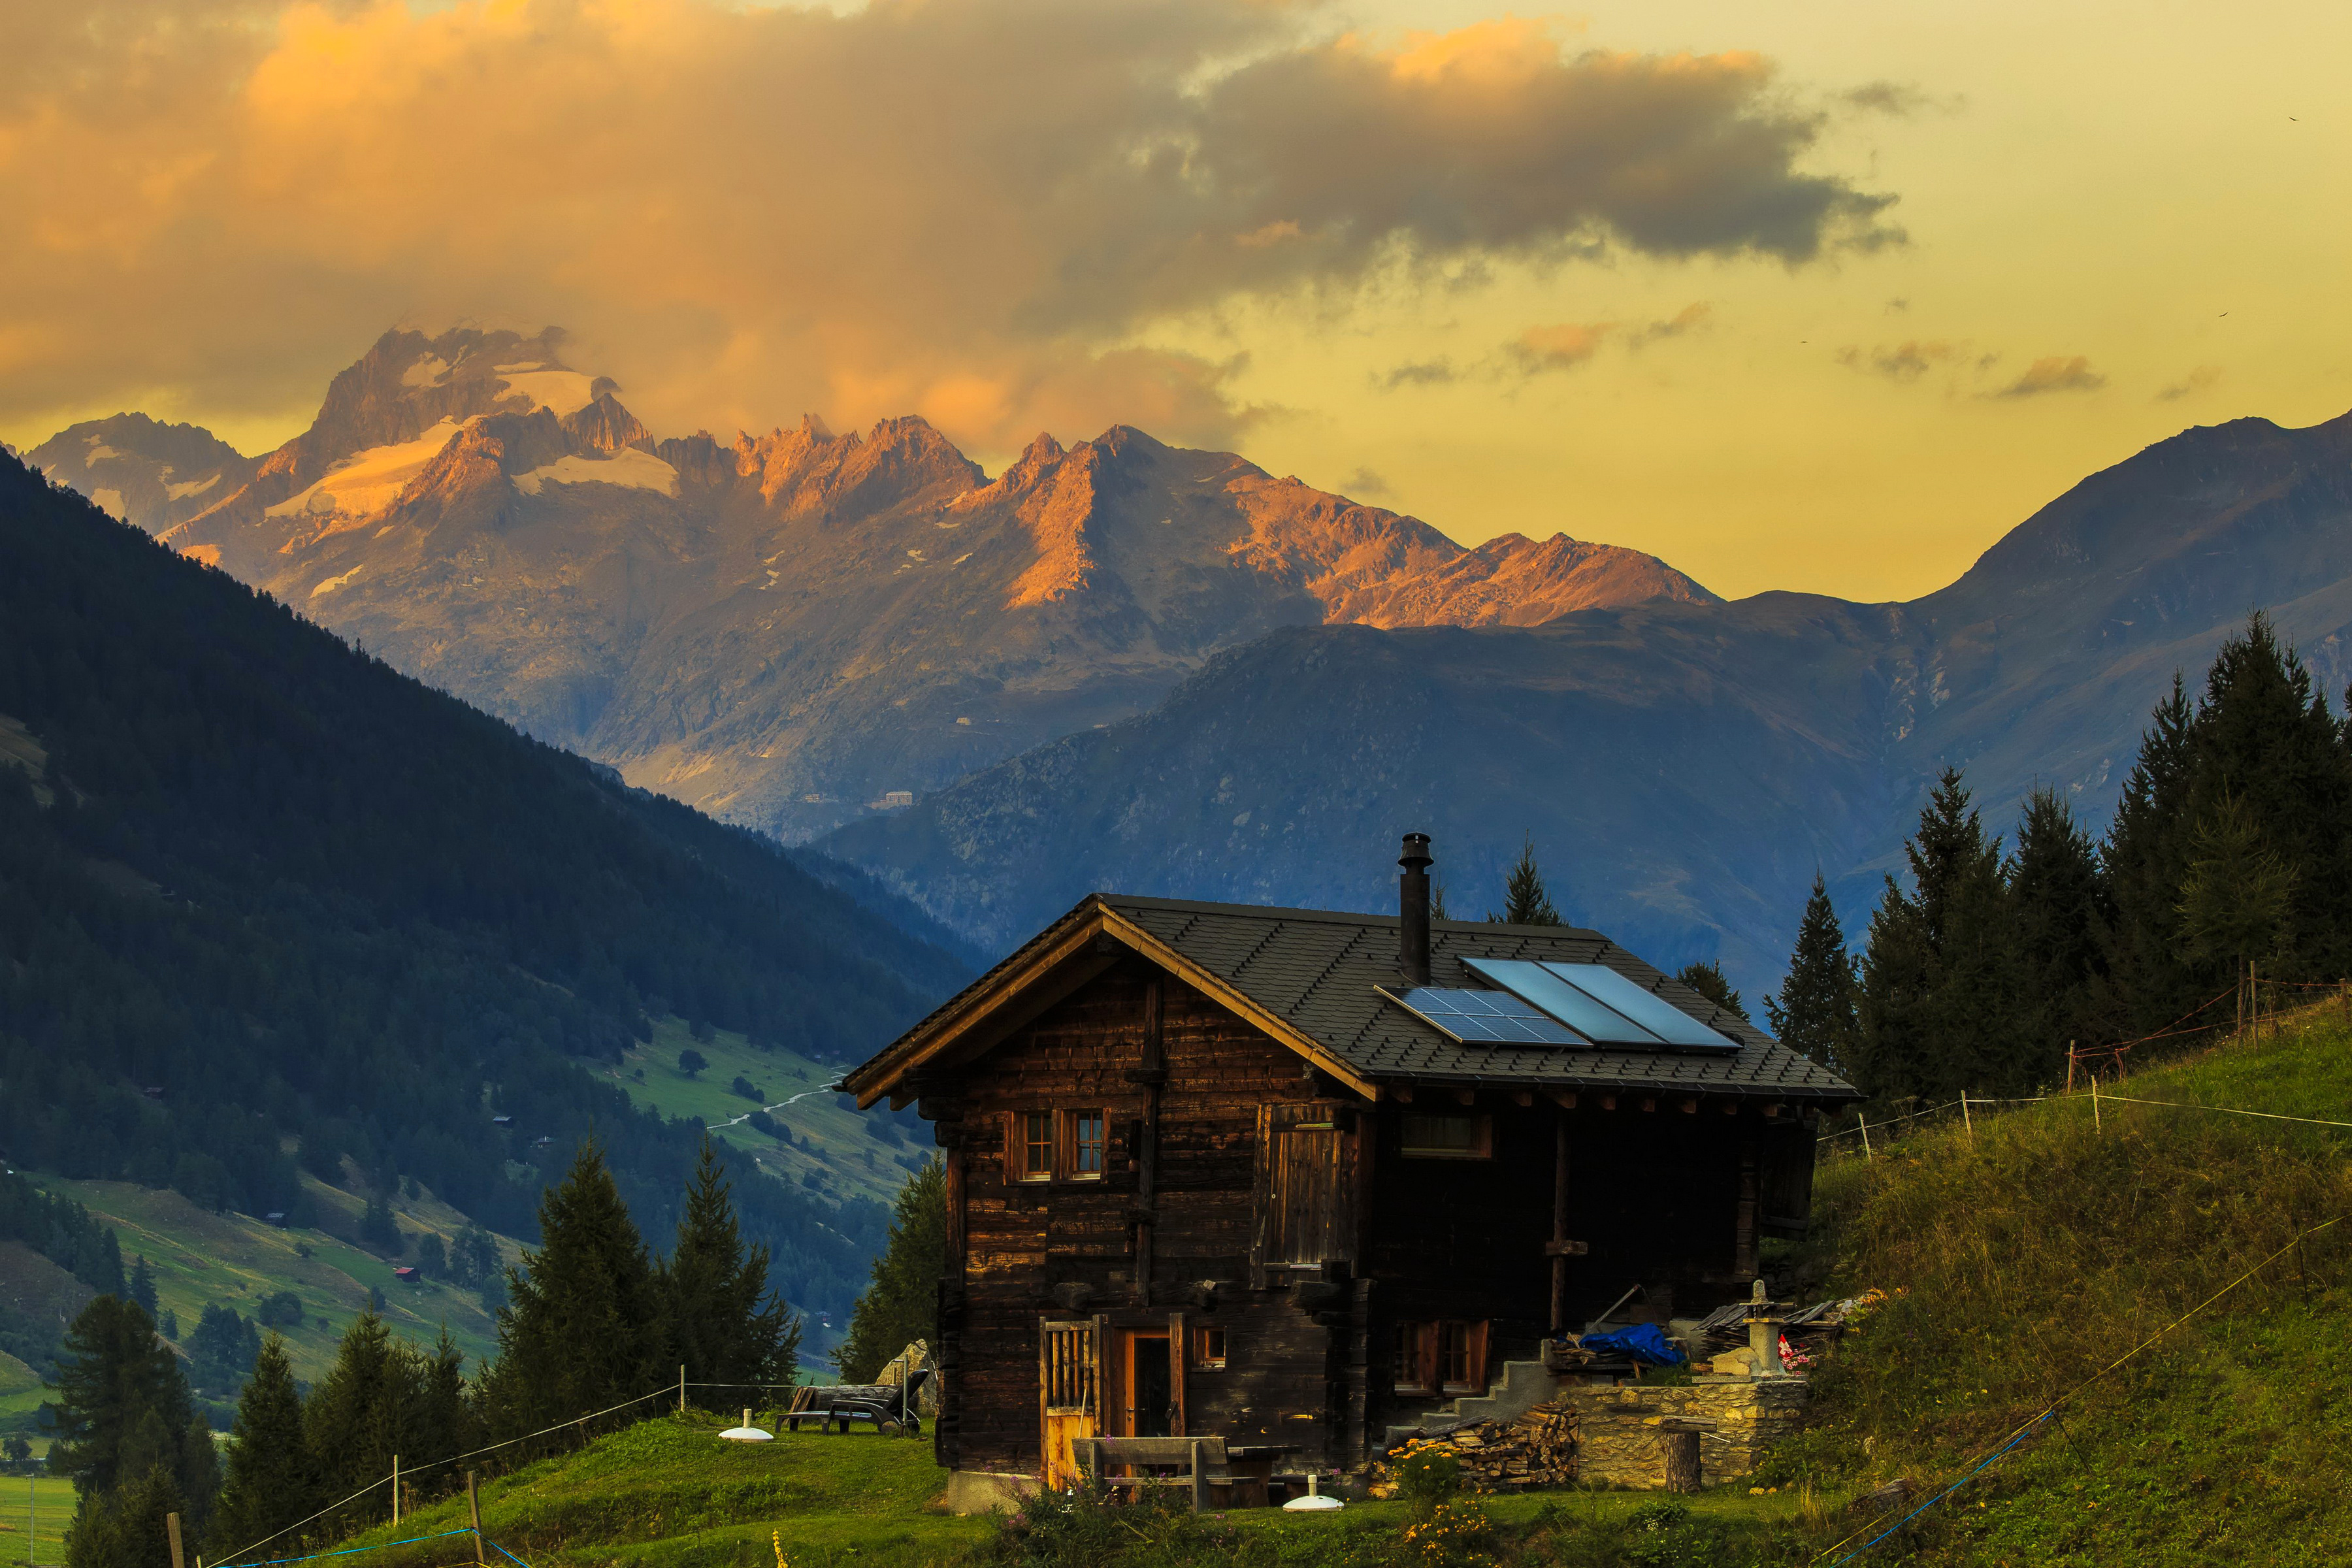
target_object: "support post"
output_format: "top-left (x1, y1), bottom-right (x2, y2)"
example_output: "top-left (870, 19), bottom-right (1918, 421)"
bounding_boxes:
top-left (1188, 1438), bottom-right (1205, 1514)
top-left (1135, 979), bottom-right (1164, 1306)
top-left (468, 1471), bottom-right (485, 1567)
top-left (1961, 1091), bottom-right (1974, 1144)
top-left (166, 1513), bottom-right (185, 1568)
top-left (1660, 1430), bottom-right (1701, 1494)
top-left (1549, 1117), bottom-right (1571, 1336)
top-left (391, 1454), bottom-right (400, 1526)
top-left (679, 1364), bottom-right (686, 1416)
top-left (1858, 1115), bottom-right (1873, 1162)
top-left (2092, 1075), bottom-right (2102, 1135)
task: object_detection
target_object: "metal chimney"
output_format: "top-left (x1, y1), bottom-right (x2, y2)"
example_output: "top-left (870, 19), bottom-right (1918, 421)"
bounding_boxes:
top-left (1397, 832), bottom-right (1433, 986)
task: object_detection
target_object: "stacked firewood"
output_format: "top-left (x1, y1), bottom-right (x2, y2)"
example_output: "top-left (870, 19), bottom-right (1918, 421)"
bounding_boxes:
top-left (1367, 1403), bottom-right (1580, 1495)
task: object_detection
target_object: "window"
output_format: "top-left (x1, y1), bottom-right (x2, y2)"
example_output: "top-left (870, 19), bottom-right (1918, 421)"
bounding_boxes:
top-left (1068, 1109), bottom-right (1106, 1177)
top-left (1016, 1111), bottom-right (1053, 1182)
top-left (1192, 1326), bottom-right (1227, 1371)
top-left (1400, 1113), bottom-right (1492, 1159)
top-left (1394, 1320), bottom-right (1488, 1394)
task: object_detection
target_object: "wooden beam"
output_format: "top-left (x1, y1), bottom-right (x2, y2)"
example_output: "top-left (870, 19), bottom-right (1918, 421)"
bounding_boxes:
top-left (1599, 1094), bottom-right (1617, 1111)
top-left (1640, 1096), bottom-right (1656, 1113)
top-left (1452, 1087), bottom-right (1476, 1107)
top-left (1680, 1098), bottom-right (1699, 1115)
top-left (1392, 1086), bottom-right (1414, 1103)
top-left (1762, 1102), bottom-right (1783, 1118)
top-left (1721, 1100), bottom-right (1739, 1115)
top-left (1511, 1089), bottom-right (1534, 1107)
top-left (1546, 1090), bottom-right (1578, 1111)
top-left (1549, 1117), bottom-right (1571, 1335)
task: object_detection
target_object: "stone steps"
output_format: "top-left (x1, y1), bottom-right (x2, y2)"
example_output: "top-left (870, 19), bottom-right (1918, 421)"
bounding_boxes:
top-left (1382, 1358), bottom-right (1556, 1451)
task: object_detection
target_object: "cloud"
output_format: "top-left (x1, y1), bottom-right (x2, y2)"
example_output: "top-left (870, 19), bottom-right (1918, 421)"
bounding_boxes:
top-left (1626, 302), bottom-right (1712, 347)
top-left (1840, 81), bottom-right (1944, 116)
top-left (1377, 359), bottom-right (1459, 390)
top-left (1836, 339), bottom-right (1960, 382)
top-left (1510, 321), bottom-right (1616, 373)
top-left (0, 1), bottom-right (1902, 452)
top-left (2156, 365), bottom-right (2223, 402)
top-left (1339, 466), bottom-right (1393, 499)
top-left (1993, 355), bottom-right (2106, 399)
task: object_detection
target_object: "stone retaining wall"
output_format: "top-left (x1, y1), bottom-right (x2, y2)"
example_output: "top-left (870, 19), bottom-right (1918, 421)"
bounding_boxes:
top-left (1561, 1377), bottom-right (1809, 1490)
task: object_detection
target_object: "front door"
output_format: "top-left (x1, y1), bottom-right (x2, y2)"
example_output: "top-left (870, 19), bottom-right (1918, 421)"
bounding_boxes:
top-left (1123, 1330), bottom-right (1172, 1436)
top-left (1038, 1318), bottom-right (1099, 1489)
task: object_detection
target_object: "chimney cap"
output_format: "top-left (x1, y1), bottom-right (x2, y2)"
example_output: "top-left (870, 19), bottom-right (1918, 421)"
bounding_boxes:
top-left (1398, 832), bottom-right (1433, 870)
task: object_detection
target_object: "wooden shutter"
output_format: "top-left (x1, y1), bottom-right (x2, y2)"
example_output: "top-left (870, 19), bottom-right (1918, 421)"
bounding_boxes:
top-left (1039, 1318), bottom-right (1100, 1489)
top-left (1252, 1104), bottom-right (1358, 1281)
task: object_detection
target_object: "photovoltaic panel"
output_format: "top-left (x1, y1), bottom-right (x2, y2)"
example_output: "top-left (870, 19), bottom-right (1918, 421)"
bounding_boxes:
top-left (1460, 958), bottom-right (1662, 1047)
top-left (1375, 985), bottom-right (1590, 1047)
top-left (1541, 963), bottom-right (1740, 1051)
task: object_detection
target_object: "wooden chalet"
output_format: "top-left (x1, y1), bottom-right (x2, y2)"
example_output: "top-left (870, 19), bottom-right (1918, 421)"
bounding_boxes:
top-left (842, 835), bottom-right (1857, 1501)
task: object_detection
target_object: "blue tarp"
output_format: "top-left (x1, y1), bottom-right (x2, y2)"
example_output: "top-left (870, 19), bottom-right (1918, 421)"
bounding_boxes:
top-left (1578, 1324), bottom-right (1684, 1365)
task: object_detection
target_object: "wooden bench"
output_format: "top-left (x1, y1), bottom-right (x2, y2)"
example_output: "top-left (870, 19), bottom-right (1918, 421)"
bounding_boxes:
top-left (1073, 1436), bottom-right (1239, 1512)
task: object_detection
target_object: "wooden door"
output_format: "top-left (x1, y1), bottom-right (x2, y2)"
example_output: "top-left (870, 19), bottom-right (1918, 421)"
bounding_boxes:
top-left (1120, 1330), bottom-right (1173, 1436)
top-left (1038, 1318), bottom-right (1099, 1489)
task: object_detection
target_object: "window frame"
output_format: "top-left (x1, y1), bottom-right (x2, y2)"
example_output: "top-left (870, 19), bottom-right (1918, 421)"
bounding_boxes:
top-left (1394, 1318), bottom-right (1489, 1395)
top-left (1064, 1107), bottom-right (1107, 1180)
top-left (1012, 1109), bottom-right (1054, 1183)
top-left (1399, 1112), bottom-right (1494, 1160)
top-left (1191, 1326), bottom-right (1228, 1371)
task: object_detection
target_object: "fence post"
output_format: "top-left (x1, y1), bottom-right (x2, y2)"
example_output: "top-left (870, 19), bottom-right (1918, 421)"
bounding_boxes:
top-left (166, 1513), bottom-right (185, 1568)
top-left (391, 1454), bottom-right (400, 1526)
top-left (2092, 1075), bottom-right (2102, 1135)
top-left (2065, 1041), bottom-right (2076, 1095)
top-left (1961, 1091), bottom-right (1974, 1144)
top-left (468, 1471), bottom-right (485, 1567)
top-left (1858, 1115), bottom-right (1873, 1162)
top-left (679, 1364), bottom-right (687, 1418)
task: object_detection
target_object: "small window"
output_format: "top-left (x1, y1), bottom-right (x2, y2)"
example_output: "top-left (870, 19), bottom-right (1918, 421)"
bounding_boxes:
top-left (1192, 1326), bottom-right (1227, 1370)
top-left (1400, 1113), bottom-right (1492, 1159)
top-left (1442, 1322), bottom-right (1473, 1386)
top-left (1394, 1320), bottom-right (1487, 1394)
top-left (1068, 1109), bottom-right (1106, 1177)
top-left (1393, 1323), bottom-right (1430, 1394)
top-left (1017, 1111), bottom-right (1053, 1182)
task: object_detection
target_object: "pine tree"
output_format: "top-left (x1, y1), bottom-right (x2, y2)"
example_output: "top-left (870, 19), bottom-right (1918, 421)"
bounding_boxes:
top-left (1765, 875), bottom-right (1855, 1068)
top-left (1490, 838), bottom-right (1563, 925)
top-left (303, 1314), bottom-right (418, 1511)
top-left (1857, 770), bottom-right (2015, 1100)
top-left (63, 1460), bottom-right (185, 1568)
top-left (207, 1335), bottom-right (312, 1560)
top-left (2176, 793), bottom-right (2298, 1015)
top-left (477, 1141), bottom-right (667, 1439)
top-left (2006, 788), bottom-right (2113, 1088)
top-left (664, 1141), bottom-right (800, 1410)
top-left (1675, 961), bottom-right (1746, 1019)
top-left (2104, 673), bottom-right (2199, 1030)
top-left (126, 1257), bottom-right (156, 1318)
top-left (833, 1159), bottom-right (947, 1382)
top-left (45, 1296), bottom-right (202, 1499)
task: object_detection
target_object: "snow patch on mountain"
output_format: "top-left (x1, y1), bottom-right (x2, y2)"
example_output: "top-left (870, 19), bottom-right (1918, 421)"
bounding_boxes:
top-left (512, 449), bottom-right (679, 497)
top-left (265, 419), bottom-right (465, 527)
top-left (400, 354), bottom-right (452, 388)
top-left (165, 474), bottom-right (219, 500)
top-left (310, 565), bottom-right (365, 598)
top-left (497, 367), bottom-right (598, 417)
top-left (92, 488), bottom-right (125, 516)
top-left (85, 441), bottom-right (120, 466)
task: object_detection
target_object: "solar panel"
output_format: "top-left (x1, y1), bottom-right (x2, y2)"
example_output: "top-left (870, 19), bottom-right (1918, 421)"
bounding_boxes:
top-left (1461, 958), bottom-right (1663, 1047)
top-left (1541, 963), bottom-right (1739, 1051)
top-left (1377, 985), bottom-right (1589, 1047)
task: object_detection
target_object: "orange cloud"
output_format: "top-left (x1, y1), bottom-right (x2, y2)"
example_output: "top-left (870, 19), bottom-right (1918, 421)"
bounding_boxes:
top-left (1993, 355), bottom-right (2106, 399)
top-left (0, 0), bottom-right (1899, 453)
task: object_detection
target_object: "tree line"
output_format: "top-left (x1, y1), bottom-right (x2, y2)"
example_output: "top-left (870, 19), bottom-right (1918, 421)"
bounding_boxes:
top-left (1766, 614), bottom-right (2349, 1102)
top-left (46, 1140), bottom-right (798, 1568)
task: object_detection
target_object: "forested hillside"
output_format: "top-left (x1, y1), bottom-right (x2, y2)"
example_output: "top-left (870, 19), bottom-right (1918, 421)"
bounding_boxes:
top-left (0, 451), bottom-right (967, 1325)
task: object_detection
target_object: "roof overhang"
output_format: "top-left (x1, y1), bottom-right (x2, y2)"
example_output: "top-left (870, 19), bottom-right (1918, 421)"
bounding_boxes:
top-left (841, 895), bottom-right (1380, 1109)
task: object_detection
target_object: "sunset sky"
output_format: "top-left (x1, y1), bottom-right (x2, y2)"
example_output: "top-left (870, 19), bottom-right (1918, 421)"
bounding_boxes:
top-left (5, 0), bottom-right (2347, 601)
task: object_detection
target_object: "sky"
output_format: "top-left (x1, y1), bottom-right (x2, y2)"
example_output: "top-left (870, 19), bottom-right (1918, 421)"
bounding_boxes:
top-left (3, 0), bottom-right (2346, 602)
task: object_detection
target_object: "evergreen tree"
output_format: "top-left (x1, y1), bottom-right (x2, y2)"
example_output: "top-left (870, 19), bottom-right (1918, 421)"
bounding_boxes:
top-left (2104, 674), bottom-right (2200, 1030)
top-left (1674, 962), bottom-right (1746, 1020)
top-left (44, 1296), bottom-right (207, 1502)
top-left (184, 1305), bottom-right (260, 1397)
top-left (416, 1327), bottom-right (480, 1465)
top-left (206, 1335), bottom-right (312, 1560)
top-left (304, 1314), bottom-right (419, 1517)
top-left (664, 1141), bottom-right (800, 1409)
top-left (833, 1159), bottom-right (947, 1382)
top-left (63, 1459), bottom-right (185, 1568)
top-left (1765, 875), bottom-right (1856, 1068)
top-left (359, 1194), bottom-right (401, 1255)
top-left (2176, 794), bottom-right (2298, 1015)
top-left (476, 1142), bottom-right (666, 1439)
top-left (1856, 770), bottom-right (2016, 1100)
top-left (126, 1257), bottom-right (156, 1319)
top-left (1490, 837), bottom-right (1563, 925)
top-left (2005, 788), bottom-right (2113, 1087)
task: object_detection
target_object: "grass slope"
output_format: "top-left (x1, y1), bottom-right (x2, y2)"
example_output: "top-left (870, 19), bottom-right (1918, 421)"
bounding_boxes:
top-left (612, 1020), bottom-right (931, 1218)
top-left (1774, 998), bottom-right (2352, 1564)
top-left (0, 1475), bottom-right (70, 1567)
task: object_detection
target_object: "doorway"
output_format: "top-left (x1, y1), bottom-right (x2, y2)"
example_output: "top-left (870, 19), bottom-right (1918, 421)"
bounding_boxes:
top-left (1121, 1330), bottom-right (1174, 1436)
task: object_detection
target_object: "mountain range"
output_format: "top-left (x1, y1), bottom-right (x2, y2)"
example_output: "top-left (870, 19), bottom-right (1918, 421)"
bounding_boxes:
top-left (27, 327), bottom-right (1710, 840)
top-left (824, 409), bottom-right (2352, 992)
top-left (33, 327), bottom-right (2352, 1001)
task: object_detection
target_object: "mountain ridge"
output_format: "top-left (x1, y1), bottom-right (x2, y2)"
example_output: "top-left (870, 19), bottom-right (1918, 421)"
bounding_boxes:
top-left (33, 327), bottom-right (1713, 840)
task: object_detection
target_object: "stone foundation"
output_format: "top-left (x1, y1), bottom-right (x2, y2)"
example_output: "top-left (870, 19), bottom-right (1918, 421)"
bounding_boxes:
top-left (1561, 1377), bottom-right (1808, 1490)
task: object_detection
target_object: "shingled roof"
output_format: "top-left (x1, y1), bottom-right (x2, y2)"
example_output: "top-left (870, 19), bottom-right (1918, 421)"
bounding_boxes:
top-left (845, 891), bottom-right (1857, 1105)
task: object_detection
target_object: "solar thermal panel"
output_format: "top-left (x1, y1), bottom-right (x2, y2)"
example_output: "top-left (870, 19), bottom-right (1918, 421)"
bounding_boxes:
top-left (1541, 962), bottom-right (1739, 1051)
top-left (1376, 985), bottom-right (1589, 1047)
top-left (1461, 958), bottom-right (1663, 1047)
